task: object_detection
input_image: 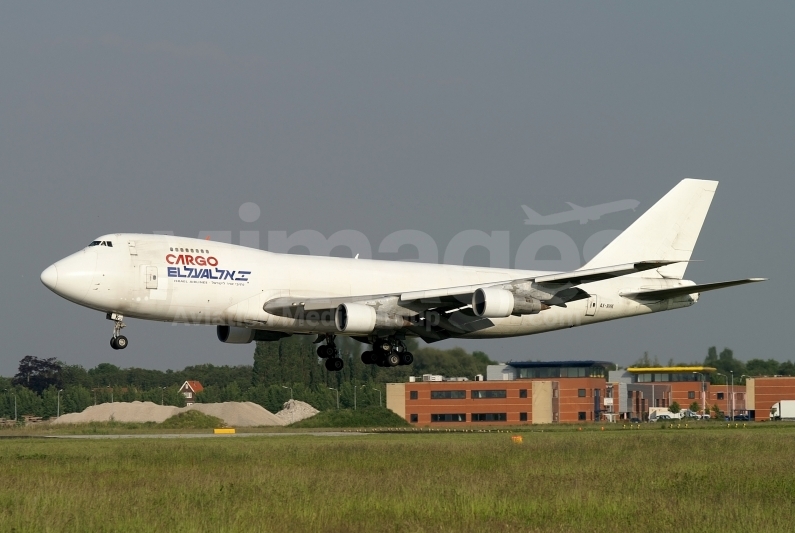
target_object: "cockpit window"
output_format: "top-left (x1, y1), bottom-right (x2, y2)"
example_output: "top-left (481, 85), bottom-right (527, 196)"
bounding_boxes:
top-left (89, 241), bottom-right (101, 247)
top-left (106, 241), bottom-right (113, 247)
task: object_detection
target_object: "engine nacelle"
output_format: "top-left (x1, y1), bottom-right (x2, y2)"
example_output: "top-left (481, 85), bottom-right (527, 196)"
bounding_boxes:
top-left (472, 288), bottom-right (514, 318)
top-left (472, 288), bottom-right (546, 317)
top-left (217, 325), bottom-right (256, 343)
top-left (335, 303), bottom-right (409, 333)
top-left (217, 326), bottom-right (291, 343)
top-left (335, 303), bottom-right (377, 333)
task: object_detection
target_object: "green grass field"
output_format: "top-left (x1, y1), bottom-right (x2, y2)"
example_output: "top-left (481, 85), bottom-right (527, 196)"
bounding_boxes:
top-left (0, 425), bottom-right (793, 532)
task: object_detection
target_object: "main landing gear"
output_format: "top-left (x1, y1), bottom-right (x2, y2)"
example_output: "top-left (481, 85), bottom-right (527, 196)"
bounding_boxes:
top-left (107, 312), bottom-right (128, 350)
top-left (317, 335), bottom-right (344, 372)
top-left (361, 338), bottom-right (413, 367)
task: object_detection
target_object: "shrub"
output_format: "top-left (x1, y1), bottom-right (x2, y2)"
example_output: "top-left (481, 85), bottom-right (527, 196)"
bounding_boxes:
top-left (159, 411), bottom-right (224, 429)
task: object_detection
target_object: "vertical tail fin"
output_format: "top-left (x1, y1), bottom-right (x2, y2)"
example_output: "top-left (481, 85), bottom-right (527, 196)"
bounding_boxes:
top-left (583, 179), bottom-right (718, 279)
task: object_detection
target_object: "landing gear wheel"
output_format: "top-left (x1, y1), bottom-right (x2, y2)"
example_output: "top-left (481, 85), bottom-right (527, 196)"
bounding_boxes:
top-left (317, 336), bottom-right (338, 359)
top-left (107, 313), bottom-right (127, 350)
top-left (325, 357), bottom-right (344, 372)
top-left (317, 345), bottom-right (335, 358)
top-left (361, 351), bottom-right (373, 364)
top-left (386, 353), bottom-right (401, 367)
top-left (399, 352), bottom-right (413, 366)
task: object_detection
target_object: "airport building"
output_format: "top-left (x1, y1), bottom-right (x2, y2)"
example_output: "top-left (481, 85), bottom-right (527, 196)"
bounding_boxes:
top-left (745, 377), bottom-right (795, 420)
top-left (386, 362), bottom-right (788, 425)
top-left (387, 361), bottom-right (611, 425)
top-left (608, 367), bottom-right (717, 420)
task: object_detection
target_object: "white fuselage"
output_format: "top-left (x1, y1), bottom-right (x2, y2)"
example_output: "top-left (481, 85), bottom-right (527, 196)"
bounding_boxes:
top-left (41, 233), bottom-right (695, 340)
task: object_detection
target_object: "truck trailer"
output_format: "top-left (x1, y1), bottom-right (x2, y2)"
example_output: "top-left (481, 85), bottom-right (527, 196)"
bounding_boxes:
top-left (770, 400), bottom-right (795, 420)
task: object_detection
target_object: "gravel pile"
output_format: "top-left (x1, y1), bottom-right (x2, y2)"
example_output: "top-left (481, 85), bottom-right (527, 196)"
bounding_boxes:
top-left (53, 401), bottom-right (179, 425)
top-left (275, 399), bottom-right (320, 424)
top-left (52, 401), bottom-right (287, 427)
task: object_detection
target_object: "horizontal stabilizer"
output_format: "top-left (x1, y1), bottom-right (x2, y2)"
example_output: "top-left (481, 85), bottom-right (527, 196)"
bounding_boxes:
top-left (621, 278), bottom-right (766, 301)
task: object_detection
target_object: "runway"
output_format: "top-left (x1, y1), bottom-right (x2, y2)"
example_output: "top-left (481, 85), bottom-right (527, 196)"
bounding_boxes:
top-left (45, 431), bottom-right (367, 439)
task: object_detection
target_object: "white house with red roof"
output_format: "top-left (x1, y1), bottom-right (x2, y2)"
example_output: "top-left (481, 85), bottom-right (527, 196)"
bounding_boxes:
top-left (179, 381), bottom-right (204, 405)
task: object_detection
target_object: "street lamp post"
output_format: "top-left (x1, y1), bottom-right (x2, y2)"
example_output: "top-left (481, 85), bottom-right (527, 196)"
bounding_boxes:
top-left (107, 385), bottom-right (113, 404)
top-left (282, 386), bottom-right (293, 400)
top-left (354, 385), bottom-right (366, 410)
top-left (161, 387), bottom-right (166, 405)
top-left (730, 370), bottom-right (734, 421)
top-left (57, 389), bottom-right (63, 418)
top-left (373, 388), bottom-right (382, 408)
top-left (329, 387), bottom-right (339, 409)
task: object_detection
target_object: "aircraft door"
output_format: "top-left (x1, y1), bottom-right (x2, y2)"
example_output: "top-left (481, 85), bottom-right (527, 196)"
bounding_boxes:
top-left (146, 266), bottom-right (158, 289)
top-left (585, 295), bottom-right (598, 316)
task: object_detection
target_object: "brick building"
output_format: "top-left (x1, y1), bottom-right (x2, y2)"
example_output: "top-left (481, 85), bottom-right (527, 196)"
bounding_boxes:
top-left (386, 362), bottom-right (795, 425)
top-left (609, 367), bottom-right (717, 420)
top-left (745, 377), bottom-right (795, 421)
top-left (387, 361), bottom-right (611, 425)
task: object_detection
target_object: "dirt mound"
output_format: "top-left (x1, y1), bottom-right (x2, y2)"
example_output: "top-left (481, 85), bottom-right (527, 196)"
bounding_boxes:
top-left (52, 401), bottom-right (286, 427)
top-left (53, 401), bottom-right (179, 424)
top-left (275, 400), bottom-right (320, 424)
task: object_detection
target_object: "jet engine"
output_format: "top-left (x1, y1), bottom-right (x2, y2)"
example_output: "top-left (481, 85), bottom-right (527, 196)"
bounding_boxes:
top-left (472, 288), bottom-right (515, 318)
top-left (335, 303), bottom-right (409, 334)
top-left (472, 288), bottom-right (546, 318)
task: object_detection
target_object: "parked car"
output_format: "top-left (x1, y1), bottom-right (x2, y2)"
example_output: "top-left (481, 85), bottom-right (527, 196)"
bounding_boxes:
top-left (629, 417), bottom-right (641, 423)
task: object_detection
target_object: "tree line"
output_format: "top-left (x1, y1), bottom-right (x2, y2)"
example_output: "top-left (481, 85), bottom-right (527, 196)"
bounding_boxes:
top-left (1, 337), bottom-right (496, 419)
top-left (632, 346), bottom-right (795, 383)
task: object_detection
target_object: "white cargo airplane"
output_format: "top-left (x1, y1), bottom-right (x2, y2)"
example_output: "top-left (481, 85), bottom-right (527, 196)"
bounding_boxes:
top-left (41, 179), bottom-right (764, 371)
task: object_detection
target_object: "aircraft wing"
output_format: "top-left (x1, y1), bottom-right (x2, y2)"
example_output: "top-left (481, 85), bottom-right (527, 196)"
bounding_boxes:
top-left (263, 260), bottom-right (684, 317)
top-left (620, 278), bottom-right (766, 301)
top-left (261, 260), bottom-right (691, 343)
top-left (399, 260), bottom-right (682, 302)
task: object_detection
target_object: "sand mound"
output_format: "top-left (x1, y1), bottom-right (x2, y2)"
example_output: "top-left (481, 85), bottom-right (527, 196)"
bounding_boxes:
top-left (275, 400), bottom-right (320, 424)
top-left (53, 401), bottom-right (179, 424)
top-left (52, 401), bottom-right (287, 427)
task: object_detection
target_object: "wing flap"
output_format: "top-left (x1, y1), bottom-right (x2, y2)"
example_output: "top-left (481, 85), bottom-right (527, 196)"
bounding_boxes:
top-left (621, 278), bottom-right (766, 301)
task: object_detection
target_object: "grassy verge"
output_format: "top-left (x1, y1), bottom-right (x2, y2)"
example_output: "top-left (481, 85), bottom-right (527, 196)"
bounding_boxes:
top-left (1, 427), bottom-right (794, 532)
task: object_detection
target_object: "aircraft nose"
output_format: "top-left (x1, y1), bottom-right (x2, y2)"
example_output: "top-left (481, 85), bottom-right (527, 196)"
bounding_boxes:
top-left (41, 264), bottom-right (58, 291)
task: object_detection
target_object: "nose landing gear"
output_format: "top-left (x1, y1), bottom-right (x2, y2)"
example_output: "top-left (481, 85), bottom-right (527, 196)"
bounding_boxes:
top-left (107, 312), bottom-right (128, 350)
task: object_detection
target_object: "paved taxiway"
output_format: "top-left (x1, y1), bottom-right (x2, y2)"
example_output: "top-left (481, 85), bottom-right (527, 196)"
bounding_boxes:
top-left (45, 432), bottom-right (365, 439)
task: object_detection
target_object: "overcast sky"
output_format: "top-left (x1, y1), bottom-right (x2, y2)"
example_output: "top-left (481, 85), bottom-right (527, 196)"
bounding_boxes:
top-left (1, 3), bottom-right (792, 376)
